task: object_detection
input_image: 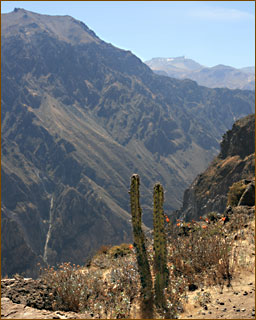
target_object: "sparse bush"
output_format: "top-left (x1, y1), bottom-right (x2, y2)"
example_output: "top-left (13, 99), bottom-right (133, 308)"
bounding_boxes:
top-left (206, 211), bottom-right (220, 222)
top-left (41, 262), bottom-right (90, 312)
top-left (227, 180), bottom-right (247, 206)
top-left (226, 210), bottom-right (250, 233)
top-left (165, 268), bottom-right (188, 318)
top-left (165, 218), bottom-right (235, 290)
top-left (40, 255), bottom-right (141, 318)
top-left (108, 243), bottom-right (133, 258)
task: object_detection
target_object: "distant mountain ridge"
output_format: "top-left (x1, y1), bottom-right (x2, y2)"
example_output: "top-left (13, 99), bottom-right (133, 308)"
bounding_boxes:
top-left (145, 57), bottom-right (255, 90)
top-left (1, 9), bottom-right (255, 277)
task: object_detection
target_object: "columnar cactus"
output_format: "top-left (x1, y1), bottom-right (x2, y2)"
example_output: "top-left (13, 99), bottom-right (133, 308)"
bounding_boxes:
top-left (130, 174), bottom-right (153, 317)
top-left (153, 183), bottom-right (169, 309)
top-left (130, 175), bottom-right (170, 316)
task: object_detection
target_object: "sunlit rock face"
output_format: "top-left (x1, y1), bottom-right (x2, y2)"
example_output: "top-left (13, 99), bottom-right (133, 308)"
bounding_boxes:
top-left (177, 114), bottom-right (255, 221)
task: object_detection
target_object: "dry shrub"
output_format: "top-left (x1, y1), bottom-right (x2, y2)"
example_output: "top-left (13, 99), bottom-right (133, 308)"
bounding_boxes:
top-left (40, 212), bottom-right (250, 318)
top-left (108, 243), bottom-right (133, 258)
top-left (226, 210), bottom-right (251, 233)
top-left (40, 262), bottom-right (95, 312)
top-left (165, 219), bottom-right (235, 291)
top-left (40, 256), bottom-right (141, 318)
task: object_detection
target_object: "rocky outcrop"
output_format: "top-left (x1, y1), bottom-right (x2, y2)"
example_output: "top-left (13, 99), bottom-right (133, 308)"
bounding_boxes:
top-left (177, 114), bottom-right (255, 221)
top-left (219, 115), bottom-right (255, 159)
top-left (1, 298), bottom-right (91, 319)
top-left (1, 276), bottom-right (92, 318)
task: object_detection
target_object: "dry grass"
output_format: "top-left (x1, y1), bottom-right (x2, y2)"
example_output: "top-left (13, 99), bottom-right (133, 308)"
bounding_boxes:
top-left (166, 217), bottom-right (235, 292)
top-left (40, 209), bottom-right (254, 318)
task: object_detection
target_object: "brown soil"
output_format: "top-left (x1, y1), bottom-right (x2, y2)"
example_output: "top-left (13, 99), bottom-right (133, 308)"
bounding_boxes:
top-left (179, 218), bottom-right (255, 319)
top-left (180, 271), bottom-right (255, 319)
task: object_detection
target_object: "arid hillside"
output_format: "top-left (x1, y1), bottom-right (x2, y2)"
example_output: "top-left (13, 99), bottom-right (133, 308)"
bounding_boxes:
top-left (2, 8), bottom-right (255, 278)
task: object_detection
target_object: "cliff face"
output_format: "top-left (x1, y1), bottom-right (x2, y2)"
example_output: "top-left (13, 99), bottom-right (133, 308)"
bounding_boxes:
top-left (177, 114), bottom-right (255, 221)
top-left (1, 9), bottom-right (255, 277)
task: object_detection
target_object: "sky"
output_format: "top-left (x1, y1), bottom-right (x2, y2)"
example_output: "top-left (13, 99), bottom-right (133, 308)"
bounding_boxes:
top-left (1, 1), bottom-right (255, 68)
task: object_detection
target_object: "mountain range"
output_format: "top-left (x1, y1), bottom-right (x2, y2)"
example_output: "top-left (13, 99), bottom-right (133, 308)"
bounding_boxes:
top-left (1, 8), bottom-right (255, 277)
top-left (145, 56), bottom-right (255, 90)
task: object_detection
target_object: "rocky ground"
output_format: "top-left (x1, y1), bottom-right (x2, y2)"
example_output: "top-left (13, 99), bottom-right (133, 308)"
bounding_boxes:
top-left (1, 277), bottom-right (92, 319)
top-left (2, 271), bottom-right (254, 319)
top-left (1, 297), bottom-right (92, 319)
top-left (180, 217), bottom-right (255, 319)
top-left (180, 271), bottom-right (255, 319)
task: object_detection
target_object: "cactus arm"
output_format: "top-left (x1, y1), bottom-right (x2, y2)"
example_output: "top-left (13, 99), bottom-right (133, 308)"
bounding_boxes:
top-left (130, 174), bottom-right (153, 317)
top-left (153, 183), bottom-right (169, 309)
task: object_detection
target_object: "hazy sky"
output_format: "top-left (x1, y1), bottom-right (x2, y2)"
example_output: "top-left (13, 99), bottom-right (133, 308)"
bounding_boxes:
top-left (2, 1), bottom-right (255, 68)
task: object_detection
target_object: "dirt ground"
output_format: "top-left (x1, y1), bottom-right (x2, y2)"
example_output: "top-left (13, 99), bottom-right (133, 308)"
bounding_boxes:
top-left (180, 271), bottom-right (255, 319)
top-left (179, 218), bottom-right (255, 319)
top-left (1, 271), bottom-right (254, 319)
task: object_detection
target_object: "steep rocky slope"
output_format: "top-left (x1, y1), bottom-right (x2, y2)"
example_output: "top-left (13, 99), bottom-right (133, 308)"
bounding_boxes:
top-left (177, 114), bottom-right (255, 221)
top-left (1, 9), bottom-right (255, 277)
top-left (145, 57), bottom-right (255, 90)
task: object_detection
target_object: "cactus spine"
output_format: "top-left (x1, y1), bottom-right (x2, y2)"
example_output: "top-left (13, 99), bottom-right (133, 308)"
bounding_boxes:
top-left (153, 183), bottom-right (169, 309)
top-left (130, 174), bottom-right (153, 318)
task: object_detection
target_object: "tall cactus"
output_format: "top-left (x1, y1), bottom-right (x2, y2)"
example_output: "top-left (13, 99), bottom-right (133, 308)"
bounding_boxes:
top-left (130, 174), bottom-right (153, 318)
top-left (153, 183), bottom-right (169, 310)
top-left (130, 175), bottom-right (170, 317)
